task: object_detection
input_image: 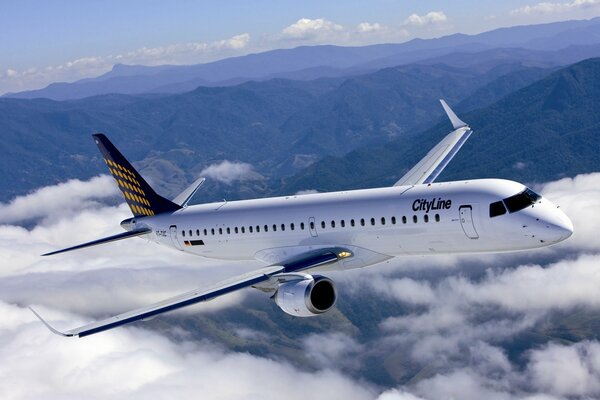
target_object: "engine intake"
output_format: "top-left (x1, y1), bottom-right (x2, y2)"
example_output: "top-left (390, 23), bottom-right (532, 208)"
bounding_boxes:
top-left (274, 276), bottom-right (337, 317)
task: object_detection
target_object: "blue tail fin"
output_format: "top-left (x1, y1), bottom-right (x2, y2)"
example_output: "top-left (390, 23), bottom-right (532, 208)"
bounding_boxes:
top-left (93, 133), bottom-right (181, 217)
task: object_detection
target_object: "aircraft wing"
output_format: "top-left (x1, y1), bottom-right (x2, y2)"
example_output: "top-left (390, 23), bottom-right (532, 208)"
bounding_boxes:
top-left (393, 100), bottom-right (472, 187)
top-left (30, 247), bottom-right (351, 338)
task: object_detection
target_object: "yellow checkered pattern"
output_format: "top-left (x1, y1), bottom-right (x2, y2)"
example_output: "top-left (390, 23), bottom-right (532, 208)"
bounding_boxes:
top-left (105, 158), bottom-right (155, 216)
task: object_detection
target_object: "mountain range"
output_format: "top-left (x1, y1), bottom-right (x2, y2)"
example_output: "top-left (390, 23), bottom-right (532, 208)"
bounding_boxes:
top-left (1, 18), bottom-right (599, 207)
top-left (0, 58), bottom-right (557, 202)
top-left (5, 17), bottom-right (600, 100)
top-left (277, 58), bottom-right (600, 195)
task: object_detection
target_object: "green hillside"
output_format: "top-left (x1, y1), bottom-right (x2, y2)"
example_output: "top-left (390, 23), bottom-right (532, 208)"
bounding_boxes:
top-left (279, 58), bottom-right (600, 195)
top-left (0, 62), bottom-right (541, 202)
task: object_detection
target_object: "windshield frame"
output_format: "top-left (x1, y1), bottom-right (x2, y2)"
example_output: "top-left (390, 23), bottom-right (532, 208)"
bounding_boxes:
top-left (503, 188), bottom-right (541, 214)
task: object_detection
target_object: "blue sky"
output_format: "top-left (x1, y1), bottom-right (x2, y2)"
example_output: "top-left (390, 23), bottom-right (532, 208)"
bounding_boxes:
top-left (2, 0), bottom-right (600, 93)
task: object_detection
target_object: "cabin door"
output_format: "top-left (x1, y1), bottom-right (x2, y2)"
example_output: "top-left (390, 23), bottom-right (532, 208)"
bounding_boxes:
top-left (459, 206), bottom-right (479, 239)
top-left (169, 225), bottom-right (183, 250)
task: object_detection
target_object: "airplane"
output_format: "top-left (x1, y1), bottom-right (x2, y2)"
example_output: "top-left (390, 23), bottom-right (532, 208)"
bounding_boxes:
top-left (30, 100), bottom-right (573, 338)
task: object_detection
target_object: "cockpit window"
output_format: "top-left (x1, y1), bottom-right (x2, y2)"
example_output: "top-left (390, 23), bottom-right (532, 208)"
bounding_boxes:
top-left (503, 188), bottom-right (541, 213)
top-left (489, 201), bottom-right (507, 218)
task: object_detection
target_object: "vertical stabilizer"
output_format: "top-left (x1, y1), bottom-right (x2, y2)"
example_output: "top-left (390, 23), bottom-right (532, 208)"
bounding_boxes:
top-left (93, 134), bottom-right (181, 217)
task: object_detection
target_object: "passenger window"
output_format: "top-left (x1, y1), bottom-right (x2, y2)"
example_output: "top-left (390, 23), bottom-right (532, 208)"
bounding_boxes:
top-left (489, 201), bottom-right (507, 218)
top-left (331, 220), bottom-right (335, 228)
top-left (424, 215), bottom-right (429, 223)
top-left (310, 221), bottom-right (314, 230)
top-left (381, 217), bottom-right (386, 225)
top-left (241, 227), bottom-right (245, 233)
top-left (211, 228), bottom-right (215, 235)
top-left (413, 215), bottom-right (418, 223)
top-left (189, 230), bottom-right (192, 237)
top-left (300, 222), bottom-right (305, 230)
top-left (204, 229), bottom-right (207, 236)
top-left (227, 227), bottom-right (231, 234)
top-left (321, 221), bottom-right (326, 229)
top-left (391, 216), bottom-right (396, 224)
top-left (182, 230), bottom-right (186, 237)
top-left (196, 229), bottom-right (200, 236)
top-left (291, 223), bottom-right (295, 230)
top-left (273, 224), bottom-right (277, 232)
top-left (281, 224), bottom-right (285, 231)
top-left (351, 219), bottom-right (355, 227)
top-left (341, 220), bottom-right (345, 228)
top-left (402, 216), bottom-right (407, 224)
top-left (256, 225), bottom-right (260, 233)
top-left (435, 214), bottom-right (440, 222)
top-left (249, 226), bottom-right (253, 233)
top-left (360, 218), bottom-right (365, 226)
top-left (264, 225), bottom-right (269, 232)
top-left (370, 218), bottom-right (375, 226)
top-left (235, 227), bottom-right (239, 234)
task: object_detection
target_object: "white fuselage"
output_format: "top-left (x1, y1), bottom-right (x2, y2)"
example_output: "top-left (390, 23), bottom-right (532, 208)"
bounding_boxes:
top-left (131, 179), bottom-right (573, 266)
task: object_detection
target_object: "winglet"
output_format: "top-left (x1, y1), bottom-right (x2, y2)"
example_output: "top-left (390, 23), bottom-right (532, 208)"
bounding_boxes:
top-left (440, 99), bottom-right (467, 129)
top-left (173, 177), bottom-right (206, 207)
top-left (28, 307), bottom-right (76, 337)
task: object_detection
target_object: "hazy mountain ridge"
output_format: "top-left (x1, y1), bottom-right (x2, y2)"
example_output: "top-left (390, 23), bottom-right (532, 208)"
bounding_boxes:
top-left (0, 59), bottom-right (548, 202)
top-left (5, 17), bottom-right (600, 101)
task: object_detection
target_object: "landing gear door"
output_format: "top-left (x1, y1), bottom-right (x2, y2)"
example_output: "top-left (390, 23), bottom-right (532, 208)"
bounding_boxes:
top-left (169, 225), bottom-right (183, 250)
top-left (308, 217), bottom-right (318, 237)
top-left (459, 206), bottom-right (479, 239)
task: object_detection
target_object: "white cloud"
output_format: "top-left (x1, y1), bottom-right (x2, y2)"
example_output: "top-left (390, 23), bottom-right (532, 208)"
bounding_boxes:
top-left (528, 341), bottom-right (600, 396)
top-left (540, 172), bottom-right (600, 250)
top-left (378, 390), bottom-right (426, 400)
top-left (0, 175), bottom-right (117, 225)
top-left (511, 0), bottom-right (600, 15)
top-left (2, 172), bottom-right (600, 399)
top-left (0, 302), bottom-right (375, 400)
top-left (357, 22), bottom-right (384, 33)
top-left (0, 32), bottom-right (252, 94)
top-left (281, 18), bottom-right (345, 41)
top-left (214, 33), bottom-right (251, 50)
top-left (199, 160), bottom-right (261, 184)
top-left (368, 276), bottom-right (436, 305)
top-left (403, 11), bottom-right (448, 27)
top-left (302, 332), bottom-right (363, 369)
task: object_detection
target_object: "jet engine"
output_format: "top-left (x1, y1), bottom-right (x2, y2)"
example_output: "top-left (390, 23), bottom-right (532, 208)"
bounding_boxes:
top-left (274, 275), bottom-right (337, 317)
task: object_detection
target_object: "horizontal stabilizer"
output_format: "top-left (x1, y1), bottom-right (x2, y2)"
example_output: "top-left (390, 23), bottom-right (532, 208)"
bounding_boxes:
top-left (41, 228), bottom-right (152, 256)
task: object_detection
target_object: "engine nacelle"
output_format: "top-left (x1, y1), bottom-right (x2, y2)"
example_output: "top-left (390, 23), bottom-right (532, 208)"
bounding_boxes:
top-left (274, 275), bottom-right (337, 317)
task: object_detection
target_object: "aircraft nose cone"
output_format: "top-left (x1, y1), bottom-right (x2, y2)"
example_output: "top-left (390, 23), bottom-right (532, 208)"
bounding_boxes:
top-left (544, 209), bottom-right (574, 243)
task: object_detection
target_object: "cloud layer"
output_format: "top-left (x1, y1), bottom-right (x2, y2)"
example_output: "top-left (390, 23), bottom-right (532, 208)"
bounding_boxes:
top-left (0, 172), bottom-right (599, 399)
top-left (199, 160), bottom-right (262, 184)
top-left (511, 0), bottom-right (600, 15)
